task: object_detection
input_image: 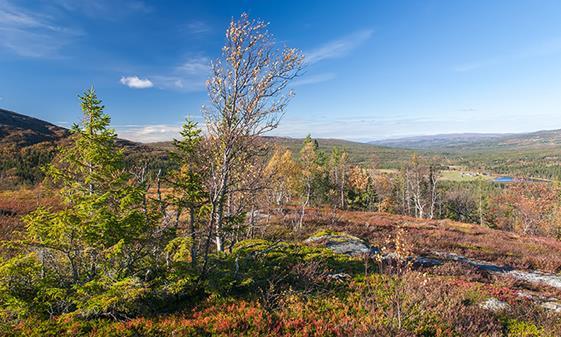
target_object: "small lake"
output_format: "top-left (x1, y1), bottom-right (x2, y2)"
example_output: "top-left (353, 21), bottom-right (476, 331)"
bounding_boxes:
top-left (494, 176), bottom-right (545, 183)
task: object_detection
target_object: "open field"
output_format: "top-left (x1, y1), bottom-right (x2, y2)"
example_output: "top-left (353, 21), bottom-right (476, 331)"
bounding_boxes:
top-left (439, 170), bottom-right (494, 182)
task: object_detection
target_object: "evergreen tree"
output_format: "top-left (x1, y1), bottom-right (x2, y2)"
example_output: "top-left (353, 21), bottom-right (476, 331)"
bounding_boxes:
top-left (0, 89), bottom-right (168, 319)
top-left (168, 118), bottom-right (207, 268)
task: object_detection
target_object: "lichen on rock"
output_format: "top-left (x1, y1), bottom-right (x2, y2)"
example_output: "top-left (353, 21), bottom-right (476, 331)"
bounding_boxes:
top-left (304, 230), bottom-right (379, 256)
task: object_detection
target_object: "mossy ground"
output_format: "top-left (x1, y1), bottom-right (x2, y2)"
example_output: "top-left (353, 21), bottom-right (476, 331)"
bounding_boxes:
top-left (3, 206), bottom-right (561, 336)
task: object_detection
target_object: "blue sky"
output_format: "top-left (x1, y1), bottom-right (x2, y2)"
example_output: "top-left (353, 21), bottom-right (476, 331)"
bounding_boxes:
top-left (2, 0), bottom-right (561, 142)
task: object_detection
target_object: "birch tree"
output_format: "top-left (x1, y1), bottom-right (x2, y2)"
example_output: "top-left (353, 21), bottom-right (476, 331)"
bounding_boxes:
top-left (203, 13), bottom-right (303, 252)
top-left (405, 154), bottom-right (439, 219)
top-left (329, 147), bottom-right (348, 209)
top-left (298, 136), bottom-right (321, 228)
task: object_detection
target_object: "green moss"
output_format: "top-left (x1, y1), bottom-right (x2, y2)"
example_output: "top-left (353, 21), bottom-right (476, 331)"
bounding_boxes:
top-left (462, 286), bottom-right (487, 305)
top-left (309, 229), bottom-right (339, 238)
top-left (206, 239), bottom-right (363, 297)
top-left (307, 230), bottom-right (369, 244)
top-left (505, 319), bottom-right (544, 337)
top-left (454, 243), bottom-right (496, 255)
top-left (232, 239), bottom-right (272, 254)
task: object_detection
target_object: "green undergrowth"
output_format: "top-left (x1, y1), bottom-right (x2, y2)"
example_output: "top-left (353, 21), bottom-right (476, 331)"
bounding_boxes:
top-left (205, 238), bottom-right (363, 296)
top-left (306, 229), bottom-right (368, 243)
top-left (2, 237), bottom-right (560, 336)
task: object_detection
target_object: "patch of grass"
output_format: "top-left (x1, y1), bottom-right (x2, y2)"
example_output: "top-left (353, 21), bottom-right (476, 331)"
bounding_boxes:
top-left (505, 319), bottom-right (544, 337)
top-left (439, 170), bottom-right (492, 182)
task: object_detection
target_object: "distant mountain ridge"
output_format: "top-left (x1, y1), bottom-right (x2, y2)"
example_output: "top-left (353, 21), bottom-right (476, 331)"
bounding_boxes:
top-left (0, 108), bottom-right (68, 146)
top-left (6, 106), bottom-right (561, 169)
top-left (0, 108), bottom-right (140, 148)
top-left (370, 133), bottom-right (508, 149)
top-left (370, 130), bottom-right (561, 151)
top-left (0, 108), bottom-right (155, 188)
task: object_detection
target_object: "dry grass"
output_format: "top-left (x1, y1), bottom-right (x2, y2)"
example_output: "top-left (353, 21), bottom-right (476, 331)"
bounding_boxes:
top-left (294, 208), bottom-right (561, 273)
top-left (0, 187), bottom-right (60, 240)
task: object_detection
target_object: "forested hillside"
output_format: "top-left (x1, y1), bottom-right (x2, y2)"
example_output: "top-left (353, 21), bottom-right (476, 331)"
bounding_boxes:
top-left (372, 129), bottom-right (561, 151)
top-left (372, 129), bottom-right (561, 180)
top-left (0, 109), bottom-right (67, 187)
top-left (0, 109), bottom-right (170, 189)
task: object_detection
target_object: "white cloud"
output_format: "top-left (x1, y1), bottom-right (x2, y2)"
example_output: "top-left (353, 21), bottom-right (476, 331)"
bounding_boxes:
top-left (116, 124), bottom-right (182, 142)
top-left (305, 29), bottom-right (373, 64)
top-left (120, 76), bottom-right (154, 89)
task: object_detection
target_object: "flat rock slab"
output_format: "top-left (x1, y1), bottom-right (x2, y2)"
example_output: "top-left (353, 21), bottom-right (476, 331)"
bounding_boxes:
top-left (419, 252), bottom-right (561, 313)
top-left (434, 252), bottom-right (561, 290)
top-left (508, 270), bottom-right (561, 290)
top-left (480, 298), bottom-right (510, 311)
top-left (542, 301), bottom-right (561, 313)
top-left (305, 232), bottom-right (379, 257)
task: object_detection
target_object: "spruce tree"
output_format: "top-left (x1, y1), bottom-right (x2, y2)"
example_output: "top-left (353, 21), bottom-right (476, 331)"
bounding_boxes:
top-left (0, 89), bottom-right (163, 318)
top-left (168, 118), bottom-right (206, 268)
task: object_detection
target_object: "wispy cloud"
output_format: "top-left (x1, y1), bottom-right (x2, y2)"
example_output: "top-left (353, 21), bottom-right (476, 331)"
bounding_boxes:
top-left (0, 0), bottom-right (81, 57)
top-left (454, 58), bottom-right (500, 72)
top-left (116, 124), bottom-right (183, 142)
top-left (454, 37), bottom-right (561, 72)
top-left (271, 116), bottom-right (435, 141)
top-left (305, 29), bottom-right (373, 64)
top-left (114, 110), bottom-right (561, 143)
top-left (120, 76), bottom-right (154, 89)
top-left (114, 116), bottom-right (441, 143)
top-left (151, 56), bottom-right (210, 91)
top-left (293, 72), bottom-right (336, 86)
top-left (269, 110), bottom-right (561, 142)
top-left (180, 21), bottom-right (211, 35)
top-left (126, 1), bottom-right (152, 14)
top-left (52, 0), bottom-right (152, 17)
top-left (177, 57), bottom-right (210, 75)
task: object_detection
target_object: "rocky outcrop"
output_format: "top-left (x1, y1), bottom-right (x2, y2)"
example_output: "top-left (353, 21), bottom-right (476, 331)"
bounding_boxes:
top-left (429, 252), bottom-right (561, 313)
top-left (305, 231), bottom-right (561, 313)
top-left (480, 298), bottom-right (510, 311)
top-left (305, 231), bottom-right (379, 257)
top-left (434, 252), bottom-right (561, 290)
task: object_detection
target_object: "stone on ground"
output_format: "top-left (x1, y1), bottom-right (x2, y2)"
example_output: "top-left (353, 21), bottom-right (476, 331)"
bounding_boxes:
top-left (305, 231), bottom-right (379, 256)
top-left (480, 298), bottom-right (510, 311)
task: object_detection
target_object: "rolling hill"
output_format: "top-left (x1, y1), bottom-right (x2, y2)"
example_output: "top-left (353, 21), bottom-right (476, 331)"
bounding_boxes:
top-left (148, 136), bottom-right (416, 169)
top-left (264, 136), bottom-right (415, 167)
top-left (5, 107), bottom-right (561, 186)
top-left (370, 133), bottom-right (507, 150)
top-left (0, 108), bottom-right (69, 147)
top-left (0, 109), bottom-right (69, 187)
top-left (0, 108), bottom-right (143, 148)
top-left (370, 129), bottom-right (561, 180)
top-left (371, 129), bottom-right (561, 152)
top-left (0, 108), bottom-right (158, 188)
